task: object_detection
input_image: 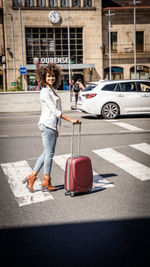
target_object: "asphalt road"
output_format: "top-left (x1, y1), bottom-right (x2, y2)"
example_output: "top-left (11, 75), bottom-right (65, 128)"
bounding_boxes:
top-left (0, 111), bottom-right (150, 267)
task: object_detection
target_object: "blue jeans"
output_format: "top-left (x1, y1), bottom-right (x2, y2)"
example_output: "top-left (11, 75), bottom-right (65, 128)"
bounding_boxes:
top-left (34, 124), bottom-right (57, 175)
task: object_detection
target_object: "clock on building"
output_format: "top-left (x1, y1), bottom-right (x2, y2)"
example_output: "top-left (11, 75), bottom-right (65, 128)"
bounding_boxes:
top-left (48, 11), bottom-right (61, 24)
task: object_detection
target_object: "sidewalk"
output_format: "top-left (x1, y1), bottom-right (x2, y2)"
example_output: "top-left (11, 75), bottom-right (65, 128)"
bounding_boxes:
top-left (0, 91), bottom-right (74, 113)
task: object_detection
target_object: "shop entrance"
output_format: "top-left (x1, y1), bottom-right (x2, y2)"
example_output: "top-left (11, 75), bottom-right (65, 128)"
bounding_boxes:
top-left (27, 72), bottom-right (38, 91)
top-left (130, 66), bottom-right (149, 80)
top-left (62, 69), bottom-right (84, 90)
top-left (104, 67), bottom-right (124, 80)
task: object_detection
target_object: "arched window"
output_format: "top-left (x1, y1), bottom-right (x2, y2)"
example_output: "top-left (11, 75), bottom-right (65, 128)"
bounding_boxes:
top-left (130, 66), bottom-right (149, 80)
top-left (104, 67), bottom-right (123, 80)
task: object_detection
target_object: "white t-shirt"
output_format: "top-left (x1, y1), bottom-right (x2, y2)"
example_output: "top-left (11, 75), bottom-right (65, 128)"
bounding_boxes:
top-left (38, 85), bottom-right (62, 130)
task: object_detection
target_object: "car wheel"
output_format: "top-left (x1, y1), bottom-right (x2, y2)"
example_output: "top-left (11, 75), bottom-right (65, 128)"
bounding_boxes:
top-left (102, 102), bottom-right (119, 119)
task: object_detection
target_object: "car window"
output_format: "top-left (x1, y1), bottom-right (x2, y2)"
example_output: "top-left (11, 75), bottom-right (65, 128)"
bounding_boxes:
top-left (136, 82), bottom-right (150, 92)
top-left (102, 83), bottom-right (119, 91)
top-left (83, 85), bottom-right (96, 92)
top-left (120, 82), bottom-right (136, 92)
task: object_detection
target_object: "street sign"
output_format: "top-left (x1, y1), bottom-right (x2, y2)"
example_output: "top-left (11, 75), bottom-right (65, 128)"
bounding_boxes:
top-left (20, 66), bottom-right (27, 74)
top-left (11, 82), bottom-right (17, 86)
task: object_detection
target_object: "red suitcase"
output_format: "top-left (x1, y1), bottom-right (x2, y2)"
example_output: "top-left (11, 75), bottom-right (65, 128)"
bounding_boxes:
top-left (64, 122), bottom-right (93, 197)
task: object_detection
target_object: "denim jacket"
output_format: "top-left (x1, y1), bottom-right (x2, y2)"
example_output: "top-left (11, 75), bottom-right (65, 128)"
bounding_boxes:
top-left (38, 85), bottom-right (62, 130)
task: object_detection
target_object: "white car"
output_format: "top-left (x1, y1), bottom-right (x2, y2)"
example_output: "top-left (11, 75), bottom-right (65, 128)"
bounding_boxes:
top-left (77, 80), bottom-right (150, 119)
top-left (83, 81), bottom-right (101, 92)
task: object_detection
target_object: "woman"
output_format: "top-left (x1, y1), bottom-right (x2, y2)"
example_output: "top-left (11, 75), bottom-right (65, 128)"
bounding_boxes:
top-left (22, 63), bottom-right (79, 193)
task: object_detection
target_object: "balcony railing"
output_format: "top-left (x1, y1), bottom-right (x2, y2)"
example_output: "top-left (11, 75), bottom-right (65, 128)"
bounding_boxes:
top-left (104, 44), bottom-right (150, 54)
top-left (12, 0), bottom-right (94, 8)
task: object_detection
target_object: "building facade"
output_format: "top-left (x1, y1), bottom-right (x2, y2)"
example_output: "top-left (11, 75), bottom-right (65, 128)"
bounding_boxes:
top-left (102, 0), bottom-right (150, 80)
top-left (2, 0), bottom-right (103, 90)
top-left (0, 0), bottom-right (150, 91)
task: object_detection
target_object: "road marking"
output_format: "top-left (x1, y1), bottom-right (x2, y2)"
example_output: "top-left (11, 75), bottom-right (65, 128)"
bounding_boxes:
top-left (104, 119), bottom-right (117, 122)
top-left (54, 154), bottom-right (70, 171)
top-left (1, 160), bottom-right (53, 207)
top-left (113, 122), bottom-right (144, 131)
top-left (130, 143), bottom-right (150, 155)
top-left (54, 154), bottom-right (114, 190)
top-left (0, 124), bottom-right (36, 127)
top-left (93, 148), bottom-right (150, 181)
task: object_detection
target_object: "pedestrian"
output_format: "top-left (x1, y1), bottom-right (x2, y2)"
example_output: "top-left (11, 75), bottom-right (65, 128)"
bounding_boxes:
top-left (73, 78), bottom-right (85, 107)
top-left (70, 79), bottom-right (74, 90)
top-left (22, 63), bottom-right (79, 193)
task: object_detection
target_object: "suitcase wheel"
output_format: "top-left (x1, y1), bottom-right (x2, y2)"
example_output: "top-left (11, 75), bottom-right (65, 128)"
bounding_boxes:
top-left (70, 192), bottom-right (75, 197)
top-left (87, 189), bottom-right (92, 194)
top-left (65, 190), bottom-right (70, 196)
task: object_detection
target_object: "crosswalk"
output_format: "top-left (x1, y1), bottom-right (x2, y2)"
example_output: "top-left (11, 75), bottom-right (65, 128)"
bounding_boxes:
top-left (130, 143), bottom-right (150, 155)
top-left (104, 120), bottom-right (146, 132)
top-left (1, 161), bottom-right (54, 207)
top-left (36, 141), bottom-right (149, 184)
top-left (112, 122), bottom-right (144, 131)
top-left (93, 146), bottom-right (150, 182)
top-left (1, 142), bottom-right (150, 207)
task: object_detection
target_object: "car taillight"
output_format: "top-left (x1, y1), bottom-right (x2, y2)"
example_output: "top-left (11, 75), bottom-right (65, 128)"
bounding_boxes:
top-left (85, 94), bottom-right (96, 99)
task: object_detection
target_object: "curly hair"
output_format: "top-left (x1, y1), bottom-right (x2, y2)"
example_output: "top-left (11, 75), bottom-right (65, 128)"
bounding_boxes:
top-left (36, 63), bottom-right (62, 89)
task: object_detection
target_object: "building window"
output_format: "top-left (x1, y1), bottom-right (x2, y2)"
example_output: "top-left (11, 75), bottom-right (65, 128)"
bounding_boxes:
top-left (72, 0), bottom-right (80, 7)
top-left (84, 0), bottom-right (92, 7)
top-left (111, 32), bottom-right (117, 52)
top-left (130, 66), bottom-right (149, 79)
top-left (61, 0), bottom-right (69, 7)
top-left (104, 67), bottom-right (123, 80)
top-left (37, 0), bottom-right (46, 6)
top-left (136, 31), bottom-right (144, 52)
top-left (25, 27), bottom-right (83, 64)
top-left (49, 0), bottom-right (58, 7)
top-left (13, 0), bottom-right (22, 6)
top-left (25, 0), bottom-right (34, 6)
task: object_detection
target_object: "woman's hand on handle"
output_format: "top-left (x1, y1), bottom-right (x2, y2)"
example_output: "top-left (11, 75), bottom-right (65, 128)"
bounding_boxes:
top-left (60, 113), bottom-right (80, 124)
top-left (71, 119), bottom-right (80, 125)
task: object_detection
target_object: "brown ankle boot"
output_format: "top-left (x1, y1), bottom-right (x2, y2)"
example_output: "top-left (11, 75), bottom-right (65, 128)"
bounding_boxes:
top-left (41, 177), bottom-right (57, 192)
top-left (22, 174), bottom-right (37, 193)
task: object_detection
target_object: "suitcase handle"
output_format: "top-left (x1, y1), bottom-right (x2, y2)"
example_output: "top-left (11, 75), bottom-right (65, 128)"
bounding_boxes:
top-left (71, 122), bottom-right (81, 157)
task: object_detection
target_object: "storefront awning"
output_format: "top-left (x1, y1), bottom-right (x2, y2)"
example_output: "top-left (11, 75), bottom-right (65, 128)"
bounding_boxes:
top-left (26, 64), bottom-right (95, 70)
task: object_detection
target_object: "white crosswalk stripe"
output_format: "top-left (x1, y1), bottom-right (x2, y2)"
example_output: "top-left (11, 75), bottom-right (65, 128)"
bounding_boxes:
top-left (54, 154), bottom-right (70, 171)
top-left (1, 161), bottom-right (53, 207)
top-left (93, 145), bottom-right (150, 182)
top-left (130, 143), bottom-right (150, 155)
top-left (54, 154), bottom-right (114, 190)
top-left (112, 122), bottom-right (144, 131)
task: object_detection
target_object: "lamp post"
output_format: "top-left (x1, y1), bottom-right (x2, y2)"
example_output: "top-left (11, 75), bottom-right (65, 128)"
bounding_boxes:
top-left (66, 11), bottom-right (72, 100)
top-left (9, 9), bottom-right (16, 84)
top-left (108, 10), bottom-right (111, 80)
top-left (132, 0), bottom-right (141, 79)
top-left (18, 0), bottom-right (25, 90)
top-left (107, 10), bottom-right (115, 80)
top-left (133, 0), bottom-right (137, 79)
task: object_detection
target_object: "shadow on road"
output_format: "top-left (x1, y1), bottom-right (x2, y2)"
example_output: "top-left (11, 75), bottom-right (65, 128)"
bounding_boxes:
top-left (81, 114), bottom-right (150, 121)
top-left (81, 114), bottom-right (100, 120)
top-left (0, 218), bottom-right (149, 266)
